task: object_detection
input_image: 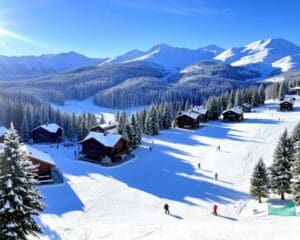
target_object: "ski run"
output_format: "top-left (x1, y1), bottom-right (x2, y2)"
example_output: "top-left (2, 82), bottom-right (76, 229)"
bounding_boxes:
top-left (29, 97), bottom-right (300, 240)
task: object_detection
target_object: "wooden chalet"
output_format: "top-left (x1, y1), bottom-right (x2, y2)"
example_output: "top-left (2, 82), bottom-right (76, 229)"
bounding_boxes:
top-left (79, 132), bottom-right (129, 162)
top-left (289, 86), bottom-right (300, 96)
top-left (190, 106), bottom-right (208, 122)
top-left (279, 99), bottom-right (294, 111)
top-left (31, 123), bottom-right (63, 143)
top-left (90, 122), bottom-right (117, 134)
top-left (175, 111), bottom-right (200, 129)
top-left (0, 126), bottom-right (8, 143)
top-left (239, 103), bottom-right (252, 113)
top-left (222, 107), bottom-right (244, 122)
top-left (0, 144), bottom-right (56, 184)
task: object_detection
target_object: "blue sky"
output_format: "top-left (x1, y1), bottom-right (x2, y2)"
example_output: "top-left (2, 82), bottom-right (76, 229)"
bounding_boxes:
top-left (0, 0), bottom-right (299, 57)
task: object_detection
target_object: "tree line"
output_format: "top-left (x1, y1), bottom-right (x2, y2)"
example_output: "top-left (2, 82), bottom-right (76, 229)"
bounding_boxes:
top-left (250, 122), bottom-right (300, 204)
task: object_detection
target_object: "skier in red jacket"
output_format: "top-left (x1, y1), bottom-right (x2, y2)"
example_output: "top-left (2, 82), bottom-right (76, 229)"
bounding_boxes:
top-left (213, 204), bottom-right (218, 216)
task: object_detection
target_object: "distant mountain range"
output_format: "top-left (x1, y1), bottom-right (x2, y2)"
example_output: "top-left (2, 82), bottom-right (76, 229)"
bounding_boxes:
top-left (1, 37), bottom-right (300, 81)
top-left (0, 52), bottom-right (105, 80)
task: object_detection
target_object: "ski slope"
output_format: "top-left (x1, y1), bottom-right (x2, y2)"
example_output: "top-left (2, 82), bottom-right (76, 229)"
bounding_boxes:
top-left (34, 97), bottom-right (300, 240)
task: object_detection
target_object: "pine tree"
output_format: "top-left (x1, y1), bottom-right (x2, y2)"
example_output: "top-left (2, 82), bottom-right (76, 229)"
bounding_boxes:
top-left (20, 115), bottom-right (30, 142)
top-left (269, 129), bottom-right (294, 200)
top-left (234, 89), bottom-right (242, 107)
top-left (291, 148), bottom-right (300, 204)
top-left (162, 104), bottom-right (172, 129)
top-left (278, 81), bottom-right (286, 101)
top-left (117, 111), bottom-right (128, 139)
top-left (144, 105), bottom-right (159, 135)
top-left (99, 114), bottom-right (105, 124)
top-left (205, 97), bottom-right (220, 120)
top-left (130, 114), bottom-right (141, 147)
top-left (0, 125), bottom-right (45, 239)
top-left (250, 158), bottom-right (269, 203)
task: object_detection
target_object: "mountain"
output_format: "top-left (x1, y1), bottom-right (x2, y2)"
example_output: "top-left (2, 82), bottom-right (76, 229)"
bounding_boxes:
top-left (215, 38), bottom-right (300, 74)
top-left (0, 51), bottom-right (105, 80)
top-left (100, 43), bottom-right (224, 70)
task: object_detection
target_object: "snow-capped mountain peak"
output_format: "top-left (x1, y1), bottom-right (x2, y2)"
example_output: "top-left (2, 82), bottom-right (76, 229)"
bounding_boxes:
top-left (215, 38), bottom-right (300, 74)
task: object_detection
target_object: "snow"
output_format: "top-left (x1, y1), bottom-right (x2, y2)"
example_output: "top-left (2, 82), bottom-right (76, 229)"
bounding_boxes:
top-left (0, 126), bottom-right (8, 136)
top-left (223, 107), bottom-right (243, 115)
top-left (0, 144), bottom-right (55, 166)
top-left (30, 96), bottom-right (300, 240)
top-left (33, 123), bottom-right (62, 134)
top-left (179, 111), bottom-right (200, 120)
top-left (191, 106), bottom-right (208, 115)
top-left (20, 145), bottom-right (55, 166)
top-left (215, 38), bottom-right (300, 74)
top-left (100, 43), bottom-right (224, 70)
top-left (79, 132), bottom-right (123, 148)
top-left (52, 97), bottom-right (147, 122)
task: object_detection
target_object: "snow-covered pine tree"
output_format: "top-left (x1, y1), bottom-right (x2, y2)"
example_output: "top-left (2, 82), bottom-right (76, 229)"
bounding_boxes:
top-left (269, 129), bottom-right (294, 200)
top-left (162, 103), bottom-right (172, 129)
top-left (130, 114), bottom-right (141, 147)
top-left (258, 84), bottom-right (265, 104)
top-left (205, 97), bottom-right (220, 120)
top-left (144, 105), bottom-right (159, 135)
top-left (250, 158), bottom-right (269, 203)
top-left (100, 114), bottom-right (105, 124)
top-left (291, 147), bottom-right (300, 205)
top-left (20, 115), bottom-right (30, 142)
top-left (117, 111), bottom-right (128, 139)
top-left (234, 89), bottom-right (242, 107)
top-left (278, 81), bottom-right (286, 101)
top-left (0, 125), bottom-right (45, 240)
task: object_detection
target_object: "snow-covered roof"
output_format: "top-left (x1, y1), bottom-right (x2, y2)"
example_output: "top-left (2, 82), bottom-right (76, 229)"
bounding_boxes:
top-left (0, 144), bottom-right (55, 166)
top-left (241, 103), bottom-right (252, 108)
top-left (179, 111), bottom-right (200, 120)
top-left (191, 106), bottom-right (208, 115)
top-left (33, 123), bottom-right (62, 133)
top-left (279, 99), bottom-right (294, 104)
top-left (21, 145), bottom-right (55, 166)
top-left (79, 132), bottom-right (123, 147)
top-left (0, 126), bottom-right (8, 136)
top-left (223, 107), bottom-right (244, 115)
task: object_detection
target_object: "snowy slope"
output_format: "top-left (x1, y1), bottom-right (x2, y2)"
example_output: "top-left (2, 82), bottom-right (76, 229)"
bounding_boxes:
top-left (100, 43), bottom-right (224, 70)
top-left (32, 96), bottom-right (300, 240)
top-left (0, 52), bottom-right (104, 80)
top-left (215, 38), bottom-right (300, 74)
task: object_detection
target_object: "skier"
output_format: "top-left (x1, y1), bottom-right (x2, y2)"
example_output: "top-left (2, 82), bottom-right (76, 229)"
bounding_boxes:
top-left (164, 203), bottom-right (170, 215)
top-left (215, 172), bottom-right (218, 181)
top-left (213, 204), bottom-right (218, 216)
top-left (149, 145), bottom-right (152, 152)
top-left (198, 163), bottom-right (201, 169)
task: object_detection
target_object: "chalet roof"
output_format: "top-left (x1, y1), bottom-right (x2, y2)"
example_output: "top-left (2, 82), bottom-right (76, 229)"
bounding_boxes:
top-left (241, 103), bottom-right (252, 108)
top-left (279, 99), bottom-right (294, 105)
top-left (0, 126), bottom-right (8, 137)
top-left (191, 106), bottom-right (208, 115)
top-left (79, 132), bottom-right (123, 147)
top-left (0, 144), bottom-right (55, 166)
top-left (33, 123), bottom-right (62, 133)
top-left (223, 107), bottom-right (243, 115)
top-left (179, 111), bottom-right (199, 120)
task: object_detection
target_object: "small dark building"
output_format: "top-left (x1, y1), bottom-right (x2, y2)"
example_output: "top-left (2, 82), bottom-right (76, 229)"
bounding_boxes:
top-left (279, 100), bottom-right (294, 111)
top-left (175, 111), bottom-right (200, 129)
top-left (190, 106), bottom-right (208, 122)
top-left (90, 123), bottom-right (117, 133)
top-left (239, 103), bottom-right (252, 113)
top-left (0, 126), bottom-right (8, 143)
top-left (289, 86), bottom-right (300, 96)
top-left (222, 107), bottom-right (244, 122)
top-left (79, 132), bottom-right (129, 162)
top-left (31, 123), bottom-right (63, 143)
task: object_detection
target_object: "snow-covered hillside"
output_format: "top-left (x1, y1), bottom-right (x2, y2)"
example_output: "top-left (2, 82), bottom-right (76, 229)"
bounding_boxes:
top-left (100, 43), bottom-right (224, 70)
top-left (33, 96), bottom-right (300, 240)
top-left (0, 51), bottom-right (104, 80)
top-left (215, 38), bottom-right (300, 74)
